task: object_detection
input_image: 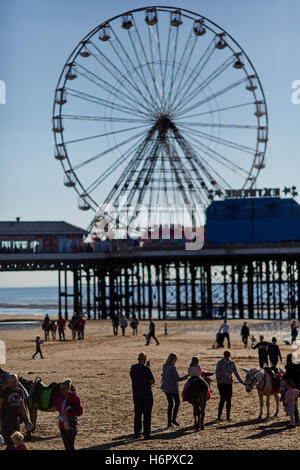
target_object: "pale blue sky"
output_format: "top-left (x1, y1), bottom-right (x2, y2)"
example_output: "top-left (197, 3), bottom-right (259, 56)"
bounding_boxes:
top-left (0, 0), bottom-right (300, 286)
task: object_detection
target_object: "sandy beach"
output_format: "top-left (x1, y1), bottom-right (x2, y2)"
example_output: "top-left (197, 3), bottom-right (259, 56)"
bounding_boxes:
top-left (0, 316), bottom-right (299, 451)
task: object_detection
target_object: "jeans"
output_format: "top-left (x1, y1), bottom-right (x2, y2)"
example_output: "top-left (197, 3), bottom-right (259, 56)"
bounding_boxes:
top-left (78, 327), bottom-right (84, 340)
top-left (217, 383), bottom-right (233, 419)
top-left (285, 404), bottom-right (296, 426)
top-left (60, 428), bottom-right (76, 450)
top-left (223, 332), bottom-right (230, 348)
top-left (165, 392), bottom-right (180, 424)
top-left (242, 336), bottom-right (248, 347)
top-left (133, 395), bottom-right (153, 437)
top-left (113, 325), bottom-right (118, 336)
top-left (58, 327), bottom-right (65, 341)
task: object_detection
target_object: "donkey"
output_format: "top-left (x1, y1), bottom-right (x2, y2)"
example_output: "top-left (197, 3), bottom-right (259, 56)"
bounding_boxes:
top-left (242, 368), bottom-right (282, 419)
top-left (184, 372), bottom-right (213, 431)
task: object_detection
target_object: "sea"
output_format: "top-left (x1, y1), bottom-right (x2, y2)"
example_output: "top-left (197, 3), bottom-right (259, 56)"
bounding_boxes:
top-left (0, 286), bottom-right (63, 317)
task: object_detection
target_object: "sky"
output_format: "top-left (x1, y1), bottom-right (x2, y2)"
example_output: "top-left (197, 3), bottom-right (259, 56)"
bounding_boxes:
top-left (0, 0), bottom-right (300, 286)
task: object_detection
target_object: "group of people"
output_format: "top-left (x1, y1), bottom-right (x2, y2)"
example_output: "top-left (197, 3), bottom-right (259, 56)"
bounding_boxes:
top-left (0, 368), bottom-right (83, 451)
top-left (32, 313), bottom-right (87, 360)
top-left (42, 313), bottom-right (86, 342)
top-left (129, 348), bottom-right (300, 439)
top-left (111, 316), bottom-right (161, 346)
top-left (112, 314), bottom-right (139, 336)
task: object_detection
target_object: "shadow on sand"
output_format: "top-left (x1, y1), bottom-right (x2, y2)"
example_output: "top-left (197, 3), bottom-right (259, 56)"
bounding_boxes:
top-left (80, 425), bottom-right (197, 450)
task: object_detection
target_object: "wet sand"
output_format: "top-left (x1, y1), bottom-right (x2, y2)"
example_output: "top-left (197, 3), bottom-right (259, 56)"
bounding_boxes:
top-left (0, 317), bottom-right (299, 450)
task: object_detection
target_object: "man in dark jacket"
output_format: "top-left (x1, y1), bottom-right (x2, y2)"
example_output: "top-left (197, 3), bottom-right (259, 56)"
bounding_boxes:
top-left (130, 352), bottom-right (155, 439)
top-left (145, 321), bottom-right (160, 346)
top-left (267, 337), bottom-right (282, 371)
top-left (252, 335), bottom-right (270, 368)
top-left (240, 322), bottom-right (250, 348)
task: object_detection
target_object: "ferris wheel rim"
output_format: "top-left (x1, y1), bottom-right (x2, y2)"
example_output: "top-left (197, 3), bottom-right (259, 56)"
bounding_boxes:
top-left (52, 5), bottom-right (268, 223)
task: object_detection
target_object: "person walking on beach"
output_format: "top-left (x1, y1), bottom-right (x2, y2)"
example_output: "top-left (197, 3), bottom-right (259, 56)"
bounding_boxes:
top-left (0, 375), bottom-right (33, 450)
top-left (130, 316), bottom-right (139, 336)
top-left (284, 379), bottom-right (299, 429)
top-left (252, 335), bottom-right (270, 368)
top-left (77, 313), bottom-right (86, 340)
top-left (291, 320), bottom-right (298, 345)
top-left (69, 313), bottom-right (78, 340)
top-left (240, 322), bottom-right (250, 348)
top-left (112, 314), bottom-right (119, 336)
top-left (32, 336), bottom-right (44, 359)
top-left (215, 351), bottom-right (244, 421)
top-left (129, 352), bottom-right (155, 439)
top-left (267, 337), bottom-right (282, 371)
top-left (120, 316), bottom-right (128, 336)
top-left (54, 378), bottom-right (83, 451)
top-left (145, 320), bottom-right (160, 346)
top-left (57, 314), bottom-right (66, 341)
top-left (161, 353), bottom-right (188, 427)
top-left (219, 319), bottom-right (230, 348)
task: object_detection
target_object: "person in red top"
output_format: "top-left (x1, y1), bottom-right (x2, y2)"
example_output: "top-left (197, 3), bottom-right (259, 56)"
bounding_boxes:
top-left (54, 378), bottom-right (83, 450)
top-left (11, 431), bottom-right (28, 450)
top-left (57, 314), bottom-right (66, 341)
top-left (77, 313), bottom-right (86, 340)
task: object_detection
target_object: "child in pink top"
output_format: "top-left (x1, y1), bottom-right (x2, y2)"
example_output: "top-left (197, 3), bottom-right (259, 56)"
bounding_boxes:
top-left (284, 379), bottom-right (299, 428)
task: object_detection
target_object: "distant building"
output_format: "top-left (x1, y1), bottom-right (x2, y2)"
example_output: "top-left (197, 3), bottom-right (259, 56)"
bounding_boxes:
top-left (0, 220), bottom-right (87, 253)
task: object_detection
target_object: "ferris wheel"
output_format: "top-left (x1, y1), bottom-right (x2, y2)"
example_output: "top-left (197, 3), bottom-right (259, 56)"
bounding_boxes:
top-left (52, 6), bottom-right (268, 234)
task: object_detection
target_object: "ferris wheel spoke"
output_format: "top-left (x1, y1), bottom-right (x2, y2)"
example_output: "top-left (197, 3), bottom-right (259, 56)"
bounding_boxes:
top-left (169, 37), bottom-right (216, 111)
top-left (175, 55), bottom-right (233, 113)
top-left (154, 22), bottom-right (167, 111)
top-left (179, 124), bottom-right (257, 155)
top-left (176, 77), bottom-right (248, 118)
top-left (164, 26), bottom-right (180, 109)
top-left (147, 26), bottom-right (163, 107)
top-left (75, 63), bottom-right (151, 118)
top-left (176, 121), bottom-right (257, 129)
top-left (66, 88), bottom-right (149, 119)
top-left (181, 101), bottom-right (254, 119)
top-left (61, 114), bottom-right (149, 124)
top-left (129, 18), bottom-right (164, 109)
top-left (73, 128), bottom-right (149, 170)
top-left (172, 128), bottom-right (223, 193)
top-left (163, 137), bottom-right (205, 213)
top-left (168, 26), bottom-right (197, 109)
top-left (86, 134), bottom-right (147, 194)
top-left (128, 139), bottom-right (161, 224)
top-left (180, 128), bottom-right (251, 177)
top-left (88, 41), bottom-right (157, 112)
top-left (103, 129), bottom-right (157, 207)
top-left (162, 18), bottom-right (172, 108)
top-left (63, 124), bottom-right (149, 145)
top-left (108, 23), bottom-right (159, 112)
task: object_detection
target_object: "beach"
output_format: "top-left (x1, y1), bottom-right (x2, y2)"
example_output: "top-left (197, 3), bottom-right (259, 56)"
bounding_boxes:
top-left (0, 316), bottom-right (299, 451)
